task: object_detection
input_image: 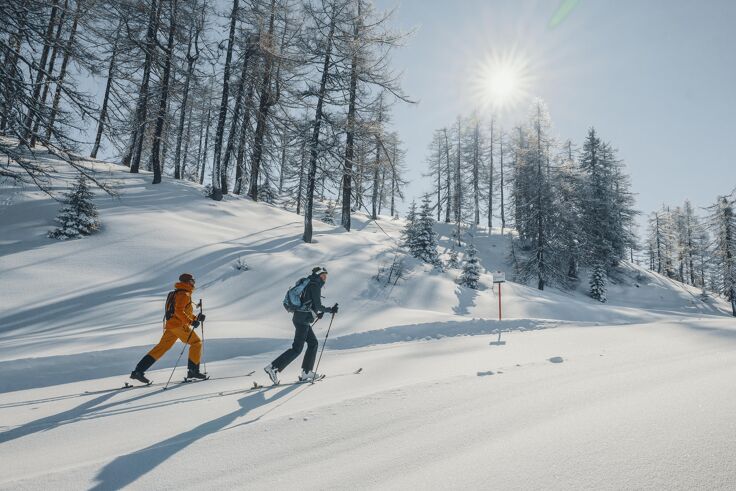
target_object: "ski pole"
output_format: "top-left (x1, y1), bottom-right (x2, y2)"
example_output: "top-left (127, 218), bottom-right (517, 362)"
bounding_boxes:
top-left (312, 307), bottom-right (337, 383)
top-left (163, 326), bottom-right (196, 390)
top-left (199, 299), bottom-right (207, 375)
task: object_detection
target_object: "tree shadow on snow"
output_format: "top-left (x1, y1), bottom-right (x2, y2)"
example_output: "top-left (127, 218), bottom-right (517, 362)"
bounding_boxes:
top-left (90, 383), bottom-right (302, 490)
top-left (0, 338), bottom-right (283, 393)
top-left (452, 284), bottom-right (478, 316)
top-left (0, 237), bottom-right (299, 339)
top-left (0, 383), bottom-right (185, 444)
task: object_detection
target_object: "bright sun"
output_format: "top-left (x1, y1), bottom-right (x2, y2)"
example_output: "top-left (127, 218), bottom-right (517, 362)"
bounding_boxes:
top-left (474, 51), bottom-right (531, 111)
top-left (489, 67), bottom-right (518, 101)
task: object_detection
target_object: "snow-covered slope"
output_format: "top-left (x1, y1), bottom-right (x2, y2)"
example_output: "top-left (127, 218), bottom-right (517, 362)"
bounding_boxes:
top-left (1, 153), bottom-right (735, 489)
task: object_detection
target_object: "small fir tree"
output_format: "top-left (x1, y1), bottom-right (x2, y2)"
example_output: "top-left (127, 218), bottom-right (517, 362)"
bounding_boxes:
top-left (412, 194), bottom-right (441, 265)
top-left (401, 200), bottom-right (419, 251)
top-left (589, 262), bottom-right (607, 303)
top-left (447, 248), bottom-right (460, 269)
top-left (459, 243), bottom-right (482, 289)
top-left (48, 176), bottom-right (100, 240)
top-left (321, 200), bottom-right (336, 225)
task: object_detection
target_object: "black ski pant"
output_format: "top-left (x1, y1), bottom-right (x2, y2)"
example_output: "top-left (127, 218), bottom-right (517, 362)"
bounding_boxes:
top-left (271, 313), bottom-right (318, 372)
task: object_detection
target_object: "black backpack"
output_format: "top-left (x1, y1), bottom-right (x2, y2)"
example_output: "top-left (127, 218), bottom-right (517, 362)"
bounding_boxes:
top-left (163, 289), bottom-right (186, 322)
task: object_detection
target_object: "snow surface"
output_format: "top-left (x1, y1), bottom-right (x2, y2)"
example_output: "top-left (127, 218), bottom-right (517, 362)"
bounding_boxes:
top-left (1, 152), bottom-right (735, 489)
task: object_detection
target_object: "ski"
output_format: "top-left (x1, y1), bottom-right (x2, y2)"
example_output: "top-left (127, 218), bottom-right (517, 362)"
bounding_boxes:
top-left (122, 381), bottom-right (154, 389)
top-left (251, 368), bottom-right (362, 389)
top-left (253, 374), bottom-right (327, 389)
top-left (181, 375), bottom-right (211, 384)
top-left (87, 371), bottom-right (257, 394)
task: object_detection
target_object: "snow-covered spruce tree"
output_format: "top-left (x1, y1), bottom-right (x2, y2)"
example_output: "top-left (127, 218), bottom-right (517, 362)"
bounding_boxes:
top-left (447, 247), bottom-right (460, 269)
top-left (513, 100), bottom-right (559, 291)
top-left (579, 129), bottom-right (612, 298)
top-left (578, 127), bottom-right (636, 298)
top-left (426, 130), bottom-right (449, 222)
top-left (650, 200), bottom-right (709, 287)
top-left (401, 200), bottom-right (419, 251)
top-left (48, 176), bottom-right (100, 240)
top-left (708, 196), bottom-right (736, 316)
top-left (409, 195), bottom-right (441, 266)
top-left (459, 242), bottom-right (482, 289)
top-left (321, 200), bottom-right (336, 224)
top-left (589, 261), bottom-right (607, 303)
top-left (681, 200), bottom-right (703, 286)
top-left (647, 210), bottom-right (668, 275)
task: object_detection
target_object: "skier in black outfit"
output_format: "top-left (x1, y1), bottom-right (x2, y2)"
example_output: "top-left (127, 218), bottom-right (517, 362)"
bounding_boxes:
top-left (264, 267), bottom-right (338, 384)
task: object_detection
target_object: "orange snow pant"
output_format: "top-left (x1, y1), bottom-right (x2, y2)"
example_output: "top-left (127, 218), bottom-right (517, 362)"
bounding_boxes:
top-left (147, 325), bottom-right (201, 364)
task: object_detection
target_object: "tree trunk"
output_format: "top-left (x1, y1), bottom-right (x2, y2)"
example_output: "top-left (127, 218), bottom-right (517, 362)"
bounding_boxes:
top-left (354, 141), bottom-right (363, 212)
top-left (536, 108), bottom-right (545, 290)
top-left (211, 0), bottom-right (240, 195)
top-left (436, 137), bottom-right (441, 221)
top-left (371, 99), bottom-right (383, 220)
top-left (278, 131), bottom-right (287, 193)
top-left (199, 105), bottom-right (212, 185)
top-left (181, 99), bottom-right (194, 179)
top-left (194, 89), bottom-right (208, 183)
top-left (45, 0), bottom-right (83, 143)
top-left (303, 12), bottom-right (336, 243)
top-left (500, 131), bottom-right (505, 232)
top-left (0, 1), bottom-right (29, 132)
top-left (390, 140), bottom-right (397, 217)
top-left (488, 119), bottom-right (494, 230)
top-left (91, 22), bottom-right (121, 158)
top-left (443, 128), bottom-right (451, 223)
top-left (341, 0), bottom-right (361, 231)
top-left (473, 122), bottom-right (480, 225)
top-left (23, 0), bottom-right (59, 144)
top-left (224, 36), bottom-right (255, 194)
top-left (127, 0), bottom-right (162, 173)
top-left (174, 20), bottom-right (200, 179)
top-left (455, 118), bottom-right (462, 224)
top-left (296, 131), bottom-right (307, 215)
top-left (149, 0), bottom-right (178, 184)
top-left (233, 73), bottom-right (256, 194)
top-left (378, 166), bottom-right (386, 216)
top-left (31, 0), bottom-right (68, 147)
top-left (248, 0), bottom-right (278, 201)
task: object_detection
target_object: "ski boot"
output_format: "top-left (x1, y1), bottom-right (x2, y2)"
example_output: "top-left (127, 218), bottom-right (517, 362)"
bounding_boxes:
top-left (130, 354), bottom-right (155, 384)
top-left (130, 371), bottom-right (151, 384)
top-left (187, 360), bottom-right (208, 380)
top-left (298, 370), bottom-right (319, 382)
top-left (264, 364), bottom-right (280, 385)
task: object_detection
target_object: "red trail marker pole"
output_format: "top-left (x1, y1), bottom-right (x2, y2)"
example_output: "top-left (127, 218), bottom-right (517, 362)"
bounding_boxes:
top-left (498, 283), bottom-right (502, 321)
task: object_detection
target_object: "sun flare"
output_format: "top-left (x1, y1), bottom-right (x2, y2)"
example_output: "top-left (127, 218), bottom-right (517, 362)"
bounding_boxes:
top-left (489, 67), bottom-right (517, 101)
top-left (473, 50), bottom-right (532, 111)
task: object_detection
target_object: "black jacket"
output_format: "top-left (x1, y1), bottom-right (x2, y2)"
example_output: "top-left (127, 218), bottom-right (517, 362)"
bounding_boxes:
top-left (298, 274), bottom-right (329, 318)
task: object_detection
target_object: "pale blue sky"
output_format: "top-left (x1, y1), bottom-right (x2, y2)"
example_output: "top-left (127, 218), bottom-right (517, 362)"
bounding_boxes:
top-left (378, 0), bottom-right (736, 227)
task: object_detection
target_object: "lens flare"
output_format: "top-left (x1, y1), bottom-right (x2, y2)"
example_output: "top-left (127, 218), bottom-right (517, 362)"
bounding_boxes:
top-left (472, 49), bottom-right (533, 112)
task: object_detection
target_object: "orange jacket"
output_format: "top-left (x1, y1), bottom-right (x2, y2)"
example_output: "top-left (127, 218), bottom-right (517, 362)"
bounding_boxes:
top-left (165, 282), bottom-right (196, 330)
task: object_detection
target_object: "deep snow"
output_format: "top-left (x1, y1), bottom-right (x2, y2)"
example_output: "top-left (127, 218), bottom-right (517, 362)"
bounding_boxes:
top-left (1, 152), bottom-right (735, 489)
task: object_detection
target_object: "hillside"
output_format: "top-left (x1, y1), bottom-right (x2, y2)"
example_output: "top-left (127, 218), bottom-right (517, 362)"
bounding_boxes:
top-left (1, 153), bottom-right (735, 489)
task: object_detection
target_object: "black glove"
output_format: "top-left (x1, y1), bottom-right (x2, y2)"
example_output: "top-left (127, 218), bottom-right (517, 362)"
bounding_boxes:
top-left (192, 320), bottom-right (201, 329)
top-left (316, 312), bottom-right (324, 320)
top-left (197, 313), bottom-right (206, 322)
top-left (331, 303), bottom-right (339, 314)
